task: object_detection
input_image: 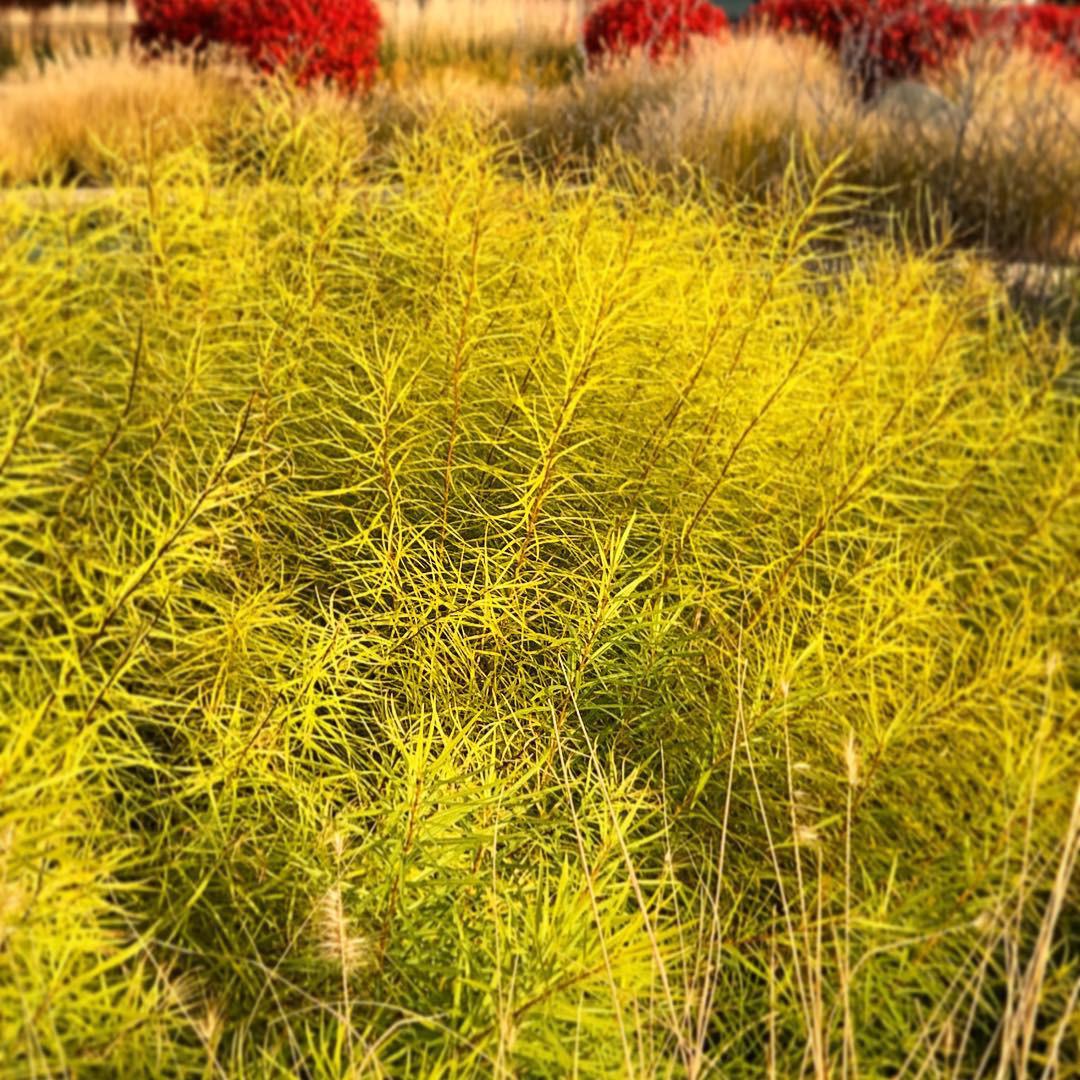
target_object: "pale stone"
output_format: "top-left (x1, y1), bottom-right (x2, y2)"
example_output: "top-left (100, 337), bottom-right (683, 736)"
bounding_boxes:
top-left (874, 80), bottom-right (961, 132)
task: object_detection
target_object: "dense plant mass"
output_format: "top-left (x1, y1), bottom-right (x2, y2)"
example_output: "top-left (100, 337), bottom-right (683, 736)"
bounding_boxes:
top-left (978, 3), bottom-right (1080, 76)
top-left (747, 0), bottom-right (1080, 92)
top-left (133, 0), bottom-right (382, 90)
top-left (1, 118), bottom-right (1077, 1075)
top-left (584, 0), bottom-right (729, 64)
top-left (132, 0), bottom-right (228, 52)
top-left (747, 0), bottom-right (974, 93)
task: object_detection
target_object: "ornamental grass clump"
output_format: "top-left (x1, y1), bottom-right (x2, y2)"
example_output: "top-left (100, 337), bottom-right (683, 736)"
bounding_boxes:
top-left (610, 33), bottom-right (1080, 260)
top-left (0, 114), bottom-right (1077, 1075)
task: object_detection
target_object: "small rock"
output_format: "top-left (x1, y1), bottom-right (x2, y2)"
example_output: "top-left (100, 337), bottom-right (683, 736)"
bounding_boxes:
top-left (873, 80), bottom-right (960, 132)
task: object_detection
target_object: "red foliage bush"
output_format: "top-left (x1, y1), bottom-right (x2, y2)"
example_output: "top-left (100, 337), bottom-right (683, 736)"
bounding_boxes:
top-left (133, 0), bottom-right (229, 52)
top-left (747, 0), bottom-right (974, 95)
top-left (748, 0), bottom-right (1080, 94)
top-left (973, 4), bottom-right (1080, 76)
top-left (133, 0), bottom-right (383, 91)
top-left (584, 0), bottom-right (730, 65)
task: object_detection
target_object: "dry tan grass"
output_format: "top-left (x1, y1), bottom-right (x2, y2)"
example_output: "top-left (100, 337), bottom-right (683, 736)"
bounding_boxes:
top-left (524, 33), bottom-right (1080, 258)
top-left (0, 1), bottom-right (130, 62)
top-left (623, 35), bottom-right (859, 192)
top-left (923, 44), bottom-right (1080, 257)
top-left (0, 54), bottom-right (239, 182)
top-left (1, 2), bottom-right (131, 29)
top-left (1, 0), bottom-right (581, 51)
top-left (380, 0), bottom-right (581, 47)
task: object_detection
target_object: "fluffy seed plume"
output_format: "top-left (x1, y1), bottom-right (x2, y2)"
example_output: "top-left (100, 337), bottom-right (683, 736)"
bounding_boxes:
top-left (844, 732), bottom-right (861, 789)
top-left (315, 886), bottom-right (371, 975)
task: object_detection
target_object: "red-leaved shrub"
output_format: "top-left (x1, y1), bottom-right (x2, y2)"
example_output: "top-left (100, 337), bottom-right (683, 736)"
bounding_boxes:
top-left (584, 0), bottom-right (730, 66)
top-left (748, 0), bottom-right (1080, 94)
top-left (973, 4), bottom-right (1080, 76)
top-left (133, 0), bottom-right (229, 52)
top-left (748, 0), bottom-right (975, 95)
top-left (133, 0), bottom-right (382, 91)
